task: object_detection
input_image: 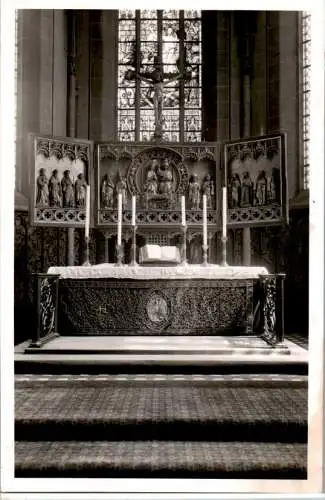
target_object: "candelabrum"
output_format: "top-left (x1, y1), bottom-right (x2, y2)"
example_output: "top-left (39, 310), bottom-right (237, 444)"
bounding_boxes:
top-left (221, 235), bottom-right (228, 267)
top-left (115, 243), bottom-right (124, 266)
top-left (202, 244), bottom-right (209, 266)
top-left (130, 225), bottom-right (138, 266)
top-left (82, 236), bottom-right (91, 266)
top-left (181, 225), bottom-right (188, 266)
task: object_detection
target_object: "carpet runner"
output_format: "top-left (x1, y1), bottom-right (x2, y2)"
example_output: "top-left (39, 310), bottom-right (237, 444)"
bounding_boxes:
top-left (15, 375), bottom-right (308, 478)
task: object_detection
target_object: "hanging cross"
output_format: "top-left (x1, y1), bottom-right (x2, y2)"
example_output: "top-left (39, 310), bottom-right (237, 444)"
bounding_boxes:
top-left (125, 55), bottom-right (192, 140)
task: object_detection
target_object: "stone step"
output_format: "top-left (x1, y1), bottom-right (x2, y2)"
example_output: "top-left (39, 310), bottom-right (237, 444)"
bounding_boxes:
top-left (15, 440), bottom-right (307, 478)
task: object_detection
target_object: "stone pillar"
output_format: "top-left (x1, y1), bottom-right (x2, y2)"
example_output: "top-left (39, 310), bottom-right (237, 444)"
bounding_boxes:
top-left (243, 72), bottom-right (251, 266)
top-left (235, 13), bottom-right (257, 266)
top-left (66, 11), bottom-right (78, 266)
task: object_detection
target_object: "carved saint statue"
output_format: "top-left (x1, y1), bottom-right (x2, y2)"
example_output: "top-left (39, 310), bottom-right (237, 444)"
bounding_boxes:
top-left (116, 173), bottom-right (127, 208)
top-left (101, 174), bottom-right (115, 209)
top-left (145, 160), bottom-right (158, 195)
top-left (75, 173), bottom-right (88, 208)
top-left (48, 169), bottom-right (62, 207)
top-left (61, 170), bottom-right (75, 208)
top-left (241, 171), bottom-right (253, 207)
top-left (268, 169), bottom-right (278, 203)
top-left (202, 174), bottom-right (214, 209)
top-left (36, 168), bottom-right (49, 206)
top-left (255, 170), bottom-right (267, 206)
top-left (229, 173), bottom-right (241, 208)
top-left (188, 174), bottom-right (201, 210)
top-left (158, 158), bottom-right (173, 196)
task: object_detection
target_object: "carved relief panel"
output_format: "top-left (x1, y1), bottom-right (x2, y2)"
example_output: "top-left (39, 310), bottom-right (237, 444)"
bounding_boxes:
top-left (96, 143), bottom-right (219, 229)
top-left (224, 134), bottom-right (288, 227)
top-left (30, 135), bottom-right (93, 227)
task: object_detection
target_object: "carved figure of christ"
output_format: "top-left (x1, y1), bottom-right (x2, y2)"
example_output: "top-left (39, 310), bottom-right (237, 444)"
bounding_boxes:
top-left (136, 72), bottom-right (182, 134)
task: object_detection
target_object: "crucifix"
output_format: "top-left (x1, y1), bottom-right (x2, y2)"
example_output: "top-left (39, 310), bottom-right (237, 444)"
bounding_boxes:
top-left (125, 56), bottom-right (190, 141)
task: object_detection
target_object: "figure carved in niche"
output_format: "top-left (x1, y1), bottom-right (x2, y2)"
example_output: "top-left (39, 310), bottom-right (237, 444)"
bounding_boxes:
top-left (188, 174), bottom-right (201, 210)
top-left (255, 170), bottom-right (267, 206)
top-left (145, 159), bottom-right (158, 195)
top-left (101, 174), bottom-right (115, 209)
top-left (268, 168), bottom-right (278, 203)
top-left (241, 171), bottom-right (253, 207)
top-left (75, 173), bottom-right (88, 208)
top-left (158, 158), bottom-right (173, 196)
top-left (48, 169), bottom-right (62, 207)
top-left (116, 172), bottom-right (127, 208)
top-left (36, 168), bottom-right (49, 206)
top-left (202, 174), bottom-right (214, 209)
top-left (229, 173), bottom-right (241, 208)
top-left (61, 170), bottom-right (75, 208)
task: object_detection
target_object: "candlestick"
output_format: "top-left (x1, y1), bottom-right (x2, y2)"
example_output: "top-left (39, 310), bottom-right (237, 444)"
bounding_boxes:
top-left (221, 186), bottom-right (228, 266)
top-left (203, 194), bottom-right (207, 247)
top-left (222, 187), bottom-right (227, 240)
top-left (181, 225), bottom-right (188, 266)
top-left (132, 195), bottom-right (136, 226)
top-left (130, 225), bottom-right (138, 266)
top-left (202, 244), bottom-right (208, 266)
top-left (82, 236), bottom-right (91, 266)
top-left (117, 192), bottom-right (122, 246)
top-left (85, 185), bottom-right (90, 240)
top-left (181, 195), bottom-right (186, 226)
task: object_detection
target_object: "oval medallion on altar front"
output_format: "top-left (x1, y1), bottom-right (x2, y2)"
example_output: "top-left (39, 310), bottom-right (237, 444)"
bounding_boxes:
top-left (144, 290), bottom-right (171, 330)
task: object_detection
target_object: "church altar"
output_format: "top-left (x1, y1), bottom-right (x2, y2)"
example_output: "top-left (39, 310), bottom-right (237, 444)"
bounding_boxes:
top-left (47, 264), bottom-right (268, 280)
top-left (29, 264), bottom-right (285, 345)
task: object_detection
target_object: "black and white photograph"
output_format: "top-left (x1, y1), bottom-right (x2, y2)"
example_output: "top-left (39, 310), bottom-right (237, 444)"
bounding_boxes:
top-left (0, 0), bottom-right (324, 496)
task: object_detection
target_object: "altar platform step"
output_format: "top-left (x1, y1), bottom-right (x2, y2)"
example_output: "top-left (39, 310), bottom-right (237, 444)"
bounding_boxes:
top-left (15, 336), bottom-right (308, 374)
top-left (15, 440), bottom-right (307, 478)
top-left (15, 374), bottom-right (307, 478)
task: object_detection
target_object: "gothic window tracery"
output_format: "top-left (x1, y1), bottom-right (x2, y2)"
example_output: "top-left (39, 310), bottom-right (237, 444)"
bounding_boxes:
top-left (117, 9), bottom-right (202, 143)
top-left (301, 12), bottom-right (311, 190)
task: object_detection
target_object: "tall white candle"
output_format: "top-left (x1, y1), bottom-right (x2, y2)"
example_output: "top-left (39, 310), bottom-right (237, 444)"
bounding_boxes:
top-left (85, 185), bottom-right (90, 239)
top-left (203, 194), bottom-right (207, 246)
top-left (117, 192), bottom-right (122, 246)
top-left (222, 186), bottom-right (227, 239)
top-left (132, 195), bottom-right (136, 226)
top-left (181, 195), bottom-right (186, 226)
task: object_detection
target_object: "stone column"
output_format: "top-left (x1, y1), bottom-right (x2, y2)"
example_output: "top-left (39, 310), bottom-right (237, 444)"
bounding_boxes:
top-left (67, 11), bottom-right (77, 265)
top-left (242, 71), bottom-right (251, 266)
top-left (236, 13), bottom-right (256, 266)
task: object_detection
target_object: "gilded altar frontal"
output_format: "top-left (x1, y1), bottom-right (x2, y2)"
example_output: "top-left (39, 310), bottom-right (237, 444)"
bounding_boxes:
top-left (10, 7), bottom-right (314, 489)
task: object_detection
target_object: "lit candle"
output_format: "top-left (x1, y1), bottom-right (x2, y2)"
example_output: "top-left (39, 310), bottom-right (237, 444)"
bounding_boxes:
top-left (203, 194), bottom-right (207, 246)
top-left (117, 192), bottom-right (122, 246)
top-left (222, 186), bottom-right (227, 240)
top-left (181, 195), bottom-right (186, 226)
top-left (85, 185), bottom-right (90, 239)
top-left (132, 195), bottom-right (136, 226)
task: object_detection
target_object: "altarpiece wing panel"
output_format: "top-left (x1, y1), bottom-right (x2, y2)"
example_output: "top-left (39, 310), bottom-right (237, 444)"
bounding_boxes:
top-left (224, 134), bottom-right (288, 227)
top-left (30, 134), bottom-right (94, 228)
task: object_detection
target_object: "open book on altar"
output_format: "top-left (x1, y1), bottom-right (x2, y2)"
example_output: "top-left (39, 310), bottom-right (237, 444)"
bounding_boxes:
top-left (139, 244), bottom-right (181, 265)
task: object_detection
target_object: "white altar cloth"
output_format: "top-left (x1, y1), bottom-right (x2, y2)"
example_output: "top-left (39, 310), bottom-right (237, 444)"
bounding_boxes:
top-left (47, 264), bottom-right (268, 280)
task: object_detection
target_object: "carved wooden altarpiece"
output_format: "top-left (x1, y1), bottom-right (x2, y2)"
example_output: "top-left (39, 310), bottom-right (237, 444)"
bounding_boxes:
top-left (224, 133), bottom-right (288, 227)
top-left (30, 135), bottom-right (94, 228)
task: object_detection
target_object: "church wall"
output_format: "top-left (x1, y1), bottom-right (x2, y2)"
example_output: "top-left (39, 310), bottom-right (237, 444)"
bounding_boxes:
top-left (75, 10), bottom-right (117, 141)
top-left (16, 10), bottom-right (41, 196)
top-left (229, 14), bottom-right (241, 140)
top-left (251, 12), bottom-right (267, 137)
top-left (279, 11), bottom-right (299, 199)
top-left (215, 12), bottom-right (231, 142)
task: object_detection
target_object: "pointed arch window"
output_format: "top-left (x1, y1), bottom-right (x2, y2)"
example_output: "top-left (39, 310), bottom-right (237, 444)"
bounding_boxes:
top-left (301, 12), bottom-right (311, 190)
top-left (117, 9), bottom-right (202, 143)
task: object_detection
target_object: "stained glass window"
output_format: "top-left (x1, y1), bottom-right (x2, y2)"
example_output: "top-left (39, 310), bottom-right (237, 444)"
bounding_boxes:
top-left (301, 12), bottom-right (311, 190)
top-left (117, 10), bottom-right (202, 143)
